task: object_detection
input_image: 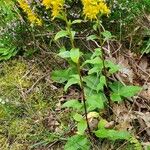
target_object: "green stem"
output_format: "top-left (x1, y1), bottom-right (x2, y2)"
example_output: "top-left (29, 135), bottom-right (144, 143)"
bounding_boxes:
top-left (97, 21), bottom-right (111, 113)
top-left (77, 62), bottom-right (91, 135)
top-left (64, 14), bottom-right (91, 135)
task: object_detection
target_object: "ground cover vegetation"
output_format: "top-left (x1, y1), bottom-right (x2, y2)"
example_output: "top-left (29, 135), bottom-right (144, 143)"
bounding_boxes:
top-left (0, 0), bottom-right (150, 149)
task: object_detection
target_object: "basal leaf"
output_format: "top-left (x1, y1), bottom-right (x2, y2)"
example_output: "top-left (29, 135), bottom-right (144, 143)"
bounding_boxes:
top-left (98, 119), bottom-right (108, 129)
top-left (105, 60), bottom-right (120, 74)
top-left (110, 93), bottom-right (122, 102)
top-left (109, 81), bottom-right (124, 93)
top-left (64, 75), bottom-right (80, 91)
top-left (83, 57), bottom-right (103, 66)
top-left (97, 76), bottom-right (107, 92)
top-left (83, 75), bottom-right (99, 90)
top-left (62, 99), bottom-right (82, 110)
top-left (77, 120), bottom-right (87, 135)
top-left (120, 86), bottom-right (141, 98)
top-left (64, 135), bottom-right (90, 150)
top-left (86, 93), bottom-right (104, 111)
top-left (95, 129), bottom-right (131, 141)
top-left (51, 69), bottom-right (70, 83)
top-left (88, 65), bottom-right (102, 75)
top-left (73, 113), bottom-right (83, 122)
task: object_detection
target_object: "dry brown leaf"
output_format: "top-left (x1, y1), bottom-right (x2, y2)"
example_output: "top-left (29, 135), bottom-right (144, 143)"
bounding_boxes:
top-left (134, 111), bottom-right (150, 136)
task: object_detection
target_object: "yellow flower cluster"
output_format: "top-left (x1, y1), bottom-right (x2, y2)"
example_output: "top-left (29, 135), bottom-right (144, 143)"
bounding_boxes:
top-left (81, 0), bottom-right (110, 20)
top-left (42, 0), bottom-right (64, 19)
top-left (18, 0), bottom-right (42, 26)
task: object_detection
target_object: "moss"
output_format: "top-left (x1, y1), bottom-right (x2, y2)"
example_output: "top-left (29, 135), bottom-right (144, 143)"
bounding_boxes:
top-left (0, 59), bottom-right (66, 149)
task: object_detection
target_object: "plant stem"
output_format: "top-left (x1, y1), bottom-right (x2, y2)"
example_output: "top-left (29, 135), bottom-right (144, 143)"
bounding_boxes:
top-left (64, 15), bottom-right (91, 135)
top-left (97, 21), bottom-right (111, 114)
top-left (77, 62), bottom-right (91, 135)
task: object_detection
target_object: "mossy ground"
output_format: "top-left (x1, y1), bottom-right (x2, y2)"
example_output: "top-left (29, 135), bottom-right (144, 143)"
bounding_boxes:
top-left (0, 57), bottom-right (68, 150)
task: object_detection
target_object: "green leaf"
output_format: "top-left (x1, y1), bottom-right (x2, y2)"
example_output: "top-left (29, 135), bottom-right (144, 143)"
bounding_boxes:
top-left (70, 48), bottom-right (80, 63)
top-left (93, 23), bottom-right (98, 31)
top-left (101, 31), bottom-right (112, 40)
top-left (64, 135), bottom-right (90, 150)
top-left (58, 51), bottom-right (70, 58)
top-left (120, 86), bottom-right (141, 98)
top-left (110, 93), bottom-right (122, 102)
top-left (54, 30), bottom-right (68, 40)
top-left (83, 57), bottom-right (103, 66)
top-left (97, 76), bottom-right (107, 92)
top-left (72, 19), bottom-right (82, 24)
top-left (73, 113), bottom-right (83, 122)
top-left (87, 35), bottom-right (99, 41)
top-left (98, 119), bottom-right (108, 129)
top-left (109, 82), bottom-right (141, 102)
top-left (105, 60), bottom-right (120, 74)
top-left (95, 129), bottom-right (131, 141)
top-left (91, 48), bottom-right (102, 59)
top-left (83, 75), bottom-right (99, 90)
top-left (86, 93), bottom-right (104, 111)
top-left (51, 69), bottom-right (70, 83)
top-left (62, 99), bottom-right (82, 110)
top-left (109, 81), bottom-right (124, 93)
top-left (88, 65), bottom-right (102, 75)
top-left (77, 120), bottom-right (87, 135)
top-left (64, 75), bottom-right (80, 91)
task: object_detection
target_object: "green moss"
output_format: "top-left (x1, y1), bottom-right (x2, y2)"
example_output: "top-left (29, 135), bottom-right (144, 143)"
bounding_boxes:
top-left (0, 59), bottom-right (66, 149)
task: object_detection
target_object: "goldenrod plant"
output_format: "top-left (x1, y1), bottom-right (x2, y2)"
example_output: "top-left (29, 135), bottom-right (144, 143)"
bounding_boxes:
top-left (16, 0), bottom-right (142, 149)
top-left (0, 0), bottom-right (148, 149)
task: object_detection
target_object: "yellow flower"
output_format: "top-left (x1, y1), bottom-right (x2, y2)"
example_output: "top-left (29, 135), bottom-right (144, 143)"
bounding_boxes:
top-left (18, 0), bottom-right (42, 26)
top-left (42, 0), bottom-right (64, 19)
top-left (81, 0), bottom-right (110, 20)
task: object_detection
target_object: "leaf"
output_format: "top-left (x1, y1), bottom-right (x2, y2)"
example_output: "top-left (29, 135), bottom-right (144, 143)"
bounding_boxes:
top-left (83, 75), bottom-right (99, 90)
top-left (109, 82), bottom-right (141, 102)
top-left (64, 75), bottom-right (80, 91)
top-left (91, 48), bottom-right (102, 59)
top-left (83, 57), bottom-right (103, 66)
top-left (87, 112), bottom-right (99, 119)
top-left (97, 76), bottom-right (107, 92)
top-left (54, 30), bottom-right (68, 40)
top-left (110, 93), bottom-right (122, 102)
top-left (101, 31), bottom-right (112, 40)
top-left (70, 48), bottom-right (80, 63)
top-left (87, 35), bottom-right (99, 41)
top-left (77, 120), bottom-right (87, 135)
top-left (62, 99), bottom-right (82, 110)
top-left (105, 60), bottom-right (120, 74)
top-left (95, 129), bottom-right (131, 141)
top-left (109, 81), bottom-right (124, 93)
top-left (86, 93), bottom-right (104, 111)
top-left (88, 65), bottom-right (103, 75)
top-left (58, 51), bottom-right (70, 58)
top-left (120, 86), bottom-right (141, 98)
top-left (73, 113), bottom-right (83, 122)
top-left (51, 69), bottom-right (70, 83)
top-left (72, 19), bottom-right (82, 24)
top-left (98, 119), bottom-right (108, 129)
top-left (64, 135), bottom-right (90, 150)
